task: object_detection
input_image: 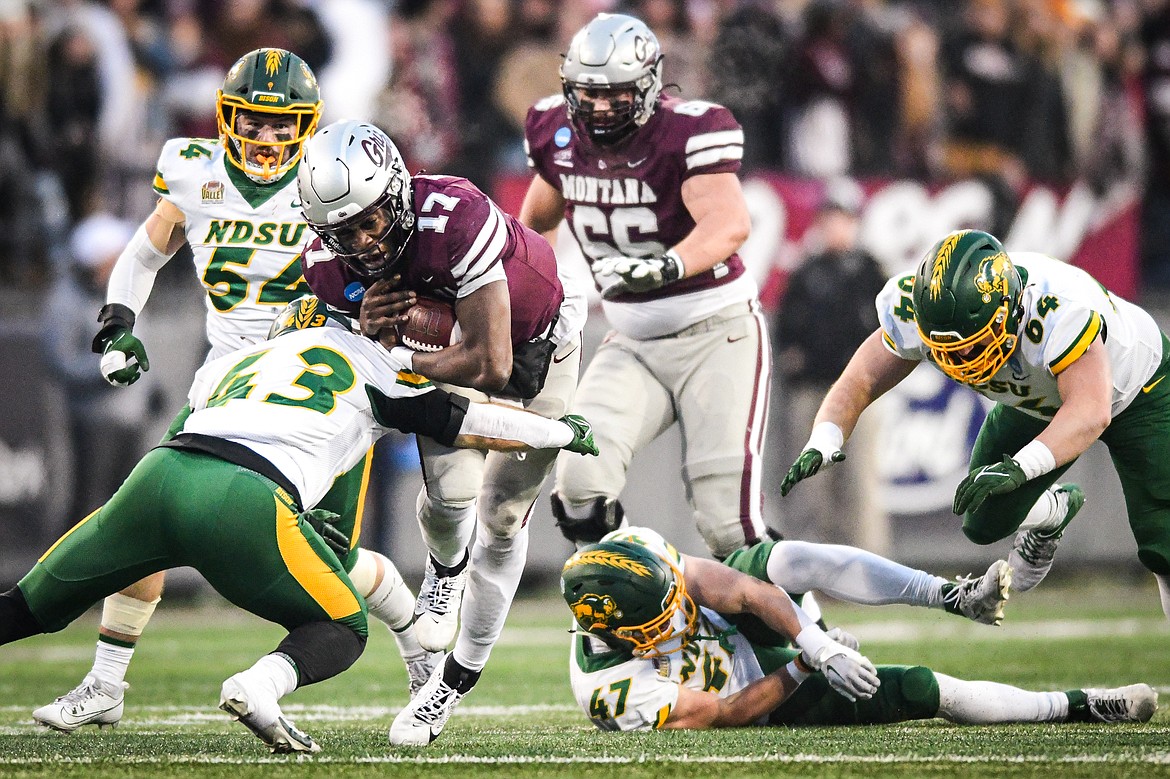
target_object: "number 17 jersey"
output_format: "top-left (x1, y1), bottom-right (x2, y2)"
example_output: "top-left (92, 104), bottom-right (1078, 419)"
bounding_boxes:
top-left (153, 138), bottom-right (312, 360)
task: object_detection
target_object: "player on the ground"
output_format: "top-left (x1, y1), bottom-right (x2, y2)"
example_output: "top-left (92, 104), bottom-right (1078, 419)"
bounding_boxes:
top-left (562, 527), bottom-right (1158, 730)
top-left (297, 120), bottom-right (588, 745)
top-left (34, 49), bottom-right (430, 732)
top-left (519, 12), bottom-right (769, 559)
top-left (2, 296), bottom-right (597, 754)
top-left (781, 229), bottom-right (1170, 616)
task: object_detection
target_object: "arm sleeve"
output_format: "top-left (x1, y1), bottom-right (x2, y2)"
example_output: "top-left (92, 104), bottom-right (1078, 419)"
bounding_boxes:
top-left (106, 224), bottom-right (175, 315)
top-left (367, 386), bottom-right (469, 446)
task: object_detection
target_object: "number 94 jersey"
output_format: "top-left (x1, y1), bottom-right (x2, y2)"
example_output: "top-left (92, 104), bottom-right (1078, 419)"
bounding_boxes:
top-left (878, 252), bottom-right (1164, 420)
top-left (153, 138), bottom-right (312, 360)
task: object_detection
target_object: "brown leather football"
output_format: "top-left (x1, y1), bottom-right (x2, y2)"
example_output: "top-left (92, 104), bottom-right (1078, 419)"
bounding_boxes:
top-left (396, 296), bottom-right (458, 352)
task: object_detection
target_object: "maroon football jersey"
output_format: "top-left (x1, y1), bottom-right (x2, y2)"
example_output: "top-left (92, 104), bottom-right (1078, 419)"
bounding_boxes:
top-left (525, 94), bottom-right (746, 302)
top-left (302, 175), bottom-right (563, 345)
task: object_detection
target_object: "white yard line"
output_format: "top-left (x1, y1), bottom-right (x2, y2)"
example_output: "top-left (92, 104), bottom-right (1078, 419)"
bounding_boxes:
top-left (0, 753), bottom-right (1169, 766)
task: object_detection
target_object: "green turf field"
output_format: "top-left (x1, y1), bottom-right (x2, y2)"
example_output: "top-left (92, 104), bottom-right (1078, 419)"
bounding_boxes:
top-left (1, 574), bottom-right (1168, 778)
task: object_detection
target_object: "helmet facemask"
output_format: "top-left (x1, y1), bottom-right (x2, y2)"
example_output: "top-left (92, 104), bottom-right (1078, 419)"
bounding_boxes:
top-left (920, 300), bottom-right (1018, 385)
top-left (309, 183), bottom-right (414, 279)
top-left (563, 69), bottom-right (660, 145)
top-left (218, 100), bottom-right (319, 183)
top-left (610, 559), bottom-right (697, 657)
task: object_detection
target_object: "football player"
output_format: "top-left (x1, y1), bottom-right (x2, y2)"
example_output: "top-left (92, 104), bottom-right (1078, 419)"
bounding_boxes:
top-left (563, 528), bottom-right (1157, 730)
top-left (519, 13), bottom-right (770, 559)
top-left (1, 296), bottom-right (597, 753)
top-left (297, 120), bottom-right (588, 744)
top-left (781, 229), bottom-right (1170, 618)
top-left (35, 49), bottom-right (428, 732)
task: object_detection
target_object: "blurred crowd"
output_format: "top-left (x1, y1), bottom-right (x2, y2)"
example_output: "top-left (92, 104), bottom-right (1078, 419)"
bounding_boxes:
top-left (2, 0), bottom-right (1170, 288)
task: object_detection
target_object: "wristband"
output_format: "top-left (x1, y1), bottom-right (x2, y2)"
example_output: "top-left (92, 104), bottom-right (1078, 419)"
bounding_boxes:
top-left (783, 659), bottom-right (811, 684)
top-left (390, 346), bottom-right (415, 372)
top-left (806, 421), bottom-right (844, 454)
top-left (1012, 440), bottom-right (1056, 480)
top-left (662, 248), bottom-right (685, 282)
top-left (794, 624), bottom-right (834, 661)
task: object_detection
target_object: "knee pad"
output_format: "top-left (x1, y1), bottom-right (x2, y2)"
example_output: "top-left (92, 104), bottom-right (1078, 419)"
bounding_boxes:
top-left (550, 492), bottom-right (624, 544)
top-left (276, 621), bottom-right (368, 687)
top-left (895, 666), bottom-right (941, 720)
top-left (1138, 548), bottom-right (1170, 576)
top-left (421, 448), bottom-right (484, 504)
top-left (688, 473), bottom-right (766, 559)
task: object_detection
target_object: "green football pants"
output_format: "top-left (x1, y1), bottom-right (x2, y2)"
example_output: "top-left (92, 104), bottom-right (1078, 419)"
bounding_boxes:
top-left (961, 336), bottom-right (1170, 574)
top-left (18, 448), bottom-right (367, 635)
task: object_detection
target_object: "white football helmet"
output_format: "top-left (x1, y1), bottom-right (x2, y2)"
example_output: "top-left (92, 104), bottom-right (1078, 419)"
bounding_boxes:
top-left (561, 13), bottom-right (663, 145)
top-left (297, 120), bottom-right (415, 277)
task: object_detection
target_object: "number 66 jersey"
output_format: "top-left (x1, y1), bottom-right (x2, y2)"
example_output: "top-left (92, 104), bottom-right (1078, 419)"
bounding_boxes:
top-left (153, 138), bottom-right (312, 359)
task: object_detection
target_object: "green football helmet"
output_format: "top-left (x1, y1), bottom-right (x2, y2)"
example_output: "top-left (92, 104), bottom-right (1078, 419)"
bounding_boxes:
top-left (912, 229), bottom-right (1023, 386)
top-left (561, 539), bottom-right (696, 656)
top-left (217, 48), bottom-right (322, 183)
top-left (268, 295), bottom-right (353, 339)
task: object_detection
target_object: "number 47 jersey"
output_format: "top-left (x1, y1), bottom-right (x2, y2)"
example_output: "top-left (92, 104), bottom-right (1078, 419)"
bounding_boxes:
top-left (153, 138), bottom-right (312, 360)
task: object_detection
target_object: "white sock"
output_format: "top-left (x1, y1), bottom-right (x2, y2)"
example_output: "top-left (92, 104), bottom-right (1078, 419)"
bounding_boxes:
top-left (1157, 574), bottom-right (1170, 620)
top-left (936, 673), bottom-right (1069, 723)
top-left (237, 653), bottom-right (299, 700)
top-left (417, 488), bottom-right (476, 568)
top-left (452, 523), bottom-right (529, 672)
top-left (91, 640), bottom-right (135, 687)
top-left (1017, 488), bottom-right (1071, 534)
top-left (765, 540), bottom-right (950, 608)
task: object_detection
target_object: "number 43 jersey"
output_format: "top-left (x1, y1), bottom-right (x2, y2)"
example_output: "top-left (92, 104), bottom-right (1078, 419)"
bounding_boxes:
top-left (878, 252), bottom-right (1163, 420)
top-left (153, 138), bottom-right (312, 360)
top-left (182, 324), bottom-right (425, 508)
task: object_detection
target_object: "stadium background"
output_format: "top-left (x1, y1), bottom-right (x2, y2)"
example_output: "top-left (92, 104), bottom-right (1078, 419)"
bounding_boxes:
top-left (0, 0), bottom-right (1167, 593)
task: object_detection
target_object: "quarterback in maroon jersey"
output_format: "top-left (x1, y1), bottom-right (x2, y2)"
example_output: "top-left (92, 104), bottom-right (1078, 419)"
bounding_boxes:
top-left (297, 120), bottom-right (587, 745)
top-left (521, 12), bottom-right (772, 559)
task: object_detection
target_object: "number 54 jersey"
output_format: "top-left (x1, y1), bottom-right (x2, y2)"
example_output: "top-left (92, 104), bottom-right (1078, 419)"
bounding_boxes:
top-left (153, 138), bottom-right (312, 360)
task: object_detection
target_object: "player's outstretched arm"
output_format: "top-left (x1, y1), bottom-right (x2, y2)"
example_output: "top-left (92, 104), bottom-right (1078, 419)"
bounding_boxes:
top-left (663, 663), bottom-right (808, 729)
top-left (781, 330), bottom-right (917, 495)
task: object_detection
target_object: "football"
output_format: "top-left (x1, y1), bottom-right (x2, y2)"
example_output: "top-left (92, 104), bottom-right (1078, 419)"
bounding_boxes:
top-left (396, 296), bottom-right (459, 352)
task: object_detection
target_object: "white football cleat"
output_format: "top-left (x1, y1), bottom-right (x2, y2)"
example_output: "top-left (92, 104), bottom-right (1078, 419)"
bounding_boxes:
top-left (1008, 484), bottom-right (1084, 592)
top-left (32, 675), bottom-right (127, 732)
top-left (1084, 684), bottom-right (1158, 723)
top-left (413, 553), bottom-right (469, 652)
top-left (219, 674), bottom-right (319, 754)
top-left (943, 559), bottom-right (1011, 625)
top-left (389, 654), bottom-right (478, 746)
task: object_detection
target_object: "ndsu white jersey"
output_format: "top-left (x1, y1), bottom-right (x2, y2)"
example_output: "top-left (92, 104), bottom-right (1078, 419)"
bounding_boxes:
top-left (153, 138), bottom-right (312, 359)
top-left (570, 527), bottom-right (764, 731)
top-left (878, 253), bottom-right (1164, 420)
top-left (183, 323), bottom-right (430, 507)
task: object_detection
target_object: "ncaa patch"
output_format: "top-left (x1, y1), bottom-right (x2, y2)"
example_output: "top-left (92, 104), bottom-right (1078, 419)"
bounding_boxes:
top-left (554, 127), bottom-right (572, 148)
top-left (344, 282), bottom-right (366, 302)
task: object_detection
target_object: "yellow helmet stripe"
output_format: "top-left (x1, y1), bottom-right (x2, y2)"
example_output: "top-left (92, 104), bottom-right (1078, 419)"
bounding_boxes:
top-left (264, 49), bottom-right (283, 76)
top-left (928, 230), bottom-right (969, 301)
top-left (565, 549), bottom-right (652, 577)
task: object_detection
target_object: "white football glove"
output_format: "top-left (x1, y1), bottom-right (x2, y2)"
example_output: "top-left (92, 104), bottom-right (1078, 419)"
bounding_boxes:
top-left (803, 642), bottom-right (880, 702)
top-left (825, 626), bottom-right (861, 652)
top-left (594, 250), bottom-right (684, 299)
